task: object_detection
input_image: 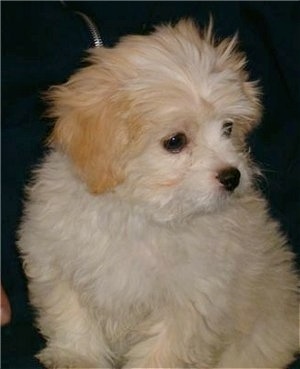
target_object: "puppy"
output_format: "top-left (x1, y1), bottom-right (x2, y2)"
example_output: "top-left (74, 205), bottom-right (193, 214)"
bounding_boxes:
top-left (18, 19), bottom-right (299, 368)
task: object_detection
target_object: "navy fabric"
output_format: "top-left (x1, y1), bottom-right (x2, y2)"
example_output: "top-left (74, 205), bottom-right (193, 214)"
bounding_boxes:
top-left (2, 2), bottom-right (299, 368)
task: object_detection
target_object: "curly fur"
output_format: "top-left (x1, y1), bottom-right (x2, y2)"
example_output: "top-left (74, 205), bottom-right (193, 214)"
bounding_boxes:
top-left (18, 19), bottom-right (299, 368)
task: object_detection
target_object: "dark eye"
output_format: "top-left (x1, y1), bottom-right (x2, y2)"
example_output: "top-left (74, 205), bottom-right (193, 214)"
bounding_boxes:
top-left (163, 132), bottom-right (188, 153)
top-left (222, 120), bottom-right (233, 137)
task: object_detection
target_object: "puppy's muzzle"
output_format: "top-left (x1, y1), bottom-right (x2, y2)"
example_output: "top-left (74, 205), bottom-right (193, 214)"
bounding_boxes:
top-left (217, 167), bottom-right (241, 192)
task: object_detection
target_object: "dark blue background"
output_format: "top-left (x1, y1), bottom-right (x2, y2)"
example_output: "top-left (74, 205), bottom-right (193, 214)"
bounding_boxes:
top-left (2, 2), bottom-right (299, 368)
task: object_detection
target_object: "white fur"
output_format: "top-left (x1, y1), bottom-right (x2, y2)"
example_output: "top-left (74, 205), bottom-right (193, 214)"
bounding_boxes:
top-left (18, 20), bottom-right (299, 368)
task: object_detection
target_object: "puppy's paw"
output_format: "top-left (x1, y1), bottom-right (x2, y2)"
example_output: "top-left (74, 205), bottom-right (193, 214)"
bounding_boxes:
top-left (37, 346), bottom-right (106, 369)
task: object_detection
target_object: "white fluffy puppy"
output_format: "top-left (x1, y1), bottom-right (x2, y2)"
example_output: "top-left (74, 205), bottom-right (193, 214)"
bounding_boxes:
top-left (18, 19), bottom-right (299, 368)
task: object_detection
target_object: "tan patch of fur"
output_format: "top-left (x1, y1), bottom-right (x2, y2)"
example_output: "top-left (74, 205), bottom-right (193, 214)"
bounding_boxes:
top-left (50, 104), bottom-right (127, 193)
top-left (46, 61), bottom-right (144, 194)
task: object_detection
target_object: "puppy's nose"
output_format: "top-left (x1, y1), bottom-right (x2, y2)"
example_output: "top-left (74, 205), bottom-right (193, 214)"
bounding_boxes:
top-left (217, 167), bottom-right (241, 192)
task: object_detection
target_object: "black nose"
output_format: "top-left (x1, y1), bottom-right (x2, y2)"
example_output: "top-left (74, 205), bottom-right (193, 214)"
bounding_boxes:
top-left (217, 167), bottom-right (241, 192)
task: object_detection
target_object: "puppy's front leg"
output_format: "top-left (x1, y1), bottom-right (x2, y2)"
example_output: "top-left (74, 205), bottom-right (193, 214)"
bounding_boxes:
top-left (123, 311), bottom-right (222, 369)
top-left (123, 321), bottom-right (179, 369)
top-left (28, 277), bottom-right (112, 369)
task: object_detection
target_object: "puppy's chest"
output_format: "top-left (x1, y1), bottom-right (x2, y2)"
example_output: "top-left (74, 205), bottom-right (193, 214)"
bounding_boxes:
top-left (83, 225), bottom-right (232, 311)
top-left (87, 227), bottom-right (236, 351)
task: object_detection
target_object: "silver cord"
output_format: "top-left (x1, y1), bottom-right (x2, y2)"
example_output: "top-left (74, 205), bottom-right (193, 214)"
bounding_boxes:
top-left (59, 1), bottom-right (103, 48)
top-left (75, 11), bottom-right (103, 48)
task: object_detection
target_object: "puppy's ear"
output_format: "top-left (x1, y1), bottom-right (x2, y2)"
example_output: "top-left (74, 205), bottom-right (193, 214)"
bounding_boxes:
top-left (241, 79), bottom-right (262, 130)
top-left (174, 18), bottom-right (262, 132)
top-left (46, 51), bottom-right (130, 194)
top-left (216, 35), bottom-right (262, 132)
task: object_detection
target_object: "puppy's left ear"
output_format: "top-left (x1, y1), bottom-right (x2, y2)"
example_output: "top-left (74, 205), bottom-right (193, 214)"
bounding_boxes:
top-left (216, 34), bottom-right (262, 132)
top-left (241, 79), bottom-right (262, 131)
top-left (46, 50), bottom-right (130, 194)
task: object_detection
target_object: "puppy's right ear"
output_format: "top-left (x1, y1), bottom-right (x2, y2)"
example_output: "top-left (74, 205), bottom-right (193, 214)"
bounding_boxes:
top-left (46, 50), bottom-right (130, 194)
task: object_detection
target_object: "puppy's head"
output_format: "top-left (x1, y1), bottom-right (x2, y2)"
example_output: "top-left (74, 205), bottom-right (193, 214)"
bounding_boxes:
top-left (47, 19), bottom-right (261, 220)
